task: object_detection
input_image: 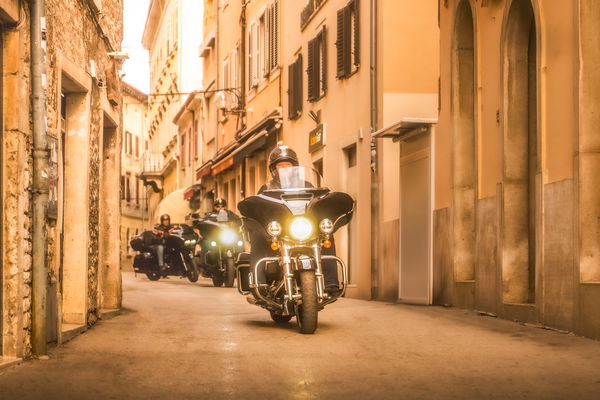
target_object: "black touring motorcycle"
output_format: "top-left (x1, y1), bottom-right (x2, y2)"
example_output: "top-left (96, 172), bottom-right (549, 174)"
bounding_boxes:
top-left (236, 166), bottom-right (354, 334)
top-left (130, 225), bottom-right (200, 282)
top-left (192, 210), bottom-right (244, 287)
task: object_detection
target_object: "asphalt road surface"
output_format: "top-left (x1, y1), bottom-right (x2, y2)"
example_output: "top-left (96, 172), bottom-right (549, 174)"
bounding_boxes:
top-left (1, 272), bottom-right (600, 400)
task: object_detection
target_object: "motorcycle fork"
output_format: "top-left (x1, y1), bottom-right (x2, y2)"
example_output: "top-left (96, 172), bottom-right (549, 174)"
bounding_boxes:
top-left (281, 245), bottom-right (296, 301)
top-left (312, 245), bottom-right (326, 300)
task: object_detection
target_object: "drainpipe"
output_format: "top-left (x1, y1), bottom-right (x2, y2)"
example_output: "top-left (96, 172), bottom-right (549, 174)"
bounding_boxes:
top-left (369, 0), bottom-right (379, 299)
top-left (31, 0), bottom-right (49, 356)
top-left (239, 0), bottom-right (247, 132)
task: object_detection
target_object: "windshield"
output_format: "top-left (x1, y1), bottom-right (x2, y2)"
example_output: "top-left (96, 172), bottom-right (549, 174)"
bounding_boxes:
top-left (270, 166), bottom-right (325, 190)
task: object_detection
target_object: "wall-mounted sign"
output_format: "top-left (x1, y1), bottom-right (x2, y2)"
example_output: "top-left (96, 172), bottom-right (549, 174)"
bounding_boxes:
top-left (309, 123), bottom-right (326, 153)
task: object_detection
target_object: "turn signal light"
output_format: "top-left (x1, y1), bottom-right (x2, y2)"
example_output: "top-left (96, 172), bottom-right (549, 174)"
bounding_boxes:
top-left (323, 240), bottom-right (332, 249)
top-left (271, 242), bottom-right (280, 251)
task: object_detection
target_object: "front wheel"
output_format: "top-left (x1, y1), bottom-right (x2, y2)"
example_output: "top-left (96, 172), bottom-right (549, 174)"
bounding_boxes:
top-left (224, 258), bottom-right (235, 287)
top-left (212, 273), bottom-right (224, 287)
top-left (146, 272), bottom-right (161, 281)
top-left (186, 257), bottom-right (199, 283)
top-left (296, 270), bottom-right (318, 334)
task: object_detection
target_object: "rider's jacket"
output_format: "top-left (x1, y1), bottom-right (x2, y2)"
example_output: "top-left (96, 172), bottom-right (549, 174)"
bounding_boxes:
top-left (204, 210), bottom-right (241, 225)
top-left (153, 223), bottom-right (174, 234)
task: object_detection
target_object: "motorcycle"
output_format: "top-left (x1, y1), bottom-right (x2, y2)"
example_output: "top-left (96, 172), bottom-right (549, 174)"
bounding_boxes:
top-left (130, 224), bottom-right (200, 282)
top-left (192, 210), bottom-right (244, 287)
top-left (236, 166), bottom-right (354, 334)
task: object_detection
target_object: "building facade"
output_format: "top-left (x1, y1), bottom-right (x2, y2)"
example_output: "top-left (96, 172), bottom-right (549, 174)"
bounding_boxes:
top-left (435, 0), bottom-right (600, 339)
top-left (141, 0), bottom-right (203, 225)
top-left (121, 83), bottom-right (149, 268)
top-left (1, 0), bottom-right (123, 360)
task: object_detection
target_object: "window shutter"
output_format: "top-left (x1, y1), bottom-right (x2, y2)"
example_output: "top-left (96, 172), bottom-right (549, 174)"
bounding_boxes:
top-left (272, 0), bottom-right (280, 71)
top-left (343, 6), bottom-right (352, 75)
top-left (320, 26), bottom-right (327, 93)
top-left (295, 54), bottom-right (303, 117)
top-left (353, 0), bottom-right (360, 66)
top-left (248, 26), bottom-right (254, 89)
top-left (264, 10), bottom-right (271, 77)
top-left (336, 8), bottom-right (345, 78)
top-left (307, 39), bottom-right (316, 101)
top-left (288, 62), bottom-right (295, 118)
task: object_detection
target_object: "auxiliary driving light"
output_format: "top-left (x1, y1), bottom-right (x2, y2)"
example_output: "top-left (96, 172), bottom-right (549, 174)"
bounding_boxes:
top-left (267, 221), bottom-right (282, 237)
top-left (211, 241), bottom-right (217, 247)
top-left (237, 240), bottom-right (244, 247)
top-left (319, 218), bottom-right (334, 234)
top-left (219, 229), bottom-right (237, 245)
top-left (290, 217), bottom-right (313, 241)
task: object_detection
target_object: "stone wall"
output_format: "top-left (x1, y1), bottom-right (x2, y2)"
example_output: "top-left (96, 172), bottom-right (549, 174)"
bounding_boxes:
top-left (2, 6), bottom-right (33, 358)
top-left (1, 0), bottom-right (122, 358)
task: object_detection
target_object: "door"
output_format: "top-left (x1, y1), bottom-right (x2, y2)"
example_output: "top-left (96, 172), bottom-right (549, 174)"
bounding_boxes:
top-left (399, 132), bottom-right (432, 304)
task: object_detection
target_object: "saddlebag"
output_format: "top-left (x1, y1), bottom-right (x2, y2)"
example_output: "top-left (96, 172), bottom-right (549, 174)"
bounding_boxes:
top-left (130, 237), bottom-right (145, 252)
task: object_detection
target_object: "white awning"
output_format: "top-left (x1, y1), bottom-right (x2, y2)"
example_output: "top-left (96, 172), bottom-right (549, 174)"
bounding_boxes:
top-left (372, 118), bottom-right (438, 140)
top-left (155, 189), bottom-right (193, 224)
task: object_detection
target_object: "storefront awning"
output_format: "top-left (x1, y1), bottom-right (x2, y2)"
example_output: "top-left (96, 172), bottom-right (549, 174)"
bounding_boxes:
top-left (211, 156), bottom-right (234, 175)
top-left (232, 130), bottom-right (269, 163)
top-left (372, 118), bottom-right (438, 140)
top-left (183, 184), bottom-right (202, 200)
top-left (196, 162), bottom-right (213, 181)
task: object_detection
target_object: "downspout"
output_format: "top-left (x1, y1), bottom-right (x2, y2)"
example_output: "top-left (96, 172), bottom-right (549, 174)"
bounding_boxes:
top-left (215, 0), bottom-right (220, 156)
top-left (369, 0), bottom-right (379, 299)
top-left (239, 0), bottom-right (247, 131)
top-left (31, 0), bottom-right (49, 356)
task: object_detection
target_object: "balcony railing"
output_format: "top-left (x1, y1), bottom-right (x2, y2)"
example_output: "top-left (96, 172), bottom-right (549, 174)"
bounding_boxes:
top-left (141, 152), bottom-right (164, 174)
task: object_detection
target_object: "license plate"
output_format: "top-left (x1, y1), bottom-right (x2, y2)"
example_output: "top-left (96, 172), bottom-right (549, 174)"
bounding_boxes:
top-left (299, 258), bottom-right (313, 270)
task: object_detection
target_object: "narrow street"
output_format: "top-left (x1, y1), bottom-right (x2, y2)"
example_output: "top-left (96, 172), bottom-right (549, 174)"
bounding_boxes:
top-left (1, 273), bottom-right (599, 400)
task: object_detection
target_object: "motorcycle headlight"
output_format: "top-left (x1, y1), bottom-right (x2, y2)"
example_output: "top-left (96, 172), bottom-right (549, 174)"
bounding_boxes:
top-left (290, 217), bottom-right (313, 241)
top-left (219, 229), bottom-right (237, 245)
top-left (319, 219), bottom-right (334, 234)
top-left (267, 221), bottom-right (282, 237)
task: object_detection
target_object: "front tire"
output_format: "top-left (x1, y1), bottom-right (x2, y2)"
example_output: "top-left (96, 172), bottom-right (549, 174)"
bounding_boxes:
top-left (224, 258), bottom-right (235, 287)
top-left (212, 274), bottom-right (224, 287)
top-left (146, 272), bottom-right (161, 281)
top-left (187, 259), bottom-right (199, 283)
top-left (296, 270), bottom-right (318, 334)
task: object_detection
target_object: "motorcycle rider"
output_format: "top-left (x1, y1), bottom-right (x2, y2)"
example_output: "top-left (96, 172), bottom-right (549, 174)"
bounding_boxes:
top-left (251, 145), bottom-right (340, 295)
top-left (153, 214), bottom-right (175, 274)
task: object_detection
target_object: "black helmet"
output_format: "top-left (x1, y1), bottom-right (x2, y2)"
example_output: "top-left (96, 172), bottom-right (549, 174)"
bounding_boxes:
top-left (214, 198), bottom-right (227, 208)
top-left (160, 214), bottom-right (171, 223)
top-left (268, 145), bottom-right (299, 174)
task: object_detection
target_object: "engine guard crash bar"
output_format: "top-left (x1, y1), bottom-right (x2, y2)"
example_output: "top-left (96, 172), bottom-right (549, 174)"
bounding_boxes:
top-left (248, 255), bottom-right (348, 308)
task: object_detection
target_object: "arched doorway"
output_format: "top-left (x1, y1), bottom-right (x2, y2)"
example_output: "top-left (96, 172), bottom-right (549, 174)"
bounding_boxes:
top-left (502, 0), bottom-right (538, 304)
top-left (452, 0), bottom-right (476, 282)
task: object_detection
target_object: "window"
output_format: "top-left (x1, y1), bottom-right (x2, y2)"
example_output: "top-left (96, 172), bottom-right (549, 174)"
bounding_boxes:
top-left (124, 131), bottom-right (133, 155)
top-left (345, 144), bottom-right (357, 168)
top-left (125, 173), bottom-right (131, 202)
top-left (135, 175), bottom-right (140, 205)
top-left (307, 26), bottom-right (327, 102)
top-left (223, 56), bottom-right (230, 89)
top-left (265, 0), bottom-right (280, 74)
top-left (336, 0), bottom-right (360, 79)
top-left (120, 175), bottom-right (125, 200)
top-left (248, 1), bottom-right (280, 89)
top-left (180, 132), bottom-right (186, 169)
top-left (288, 54), bottom-right (303, 120)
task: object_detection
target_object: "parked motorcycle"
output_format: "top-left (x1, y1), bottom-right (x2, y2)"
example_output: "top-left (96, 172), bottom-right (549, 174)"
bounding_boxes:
top-left (192, 210), bottom-right (244, 287)
top-left (236, 166), bottom-right (354, 334)
top-left (130, 225), bottom-right (200, 282)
